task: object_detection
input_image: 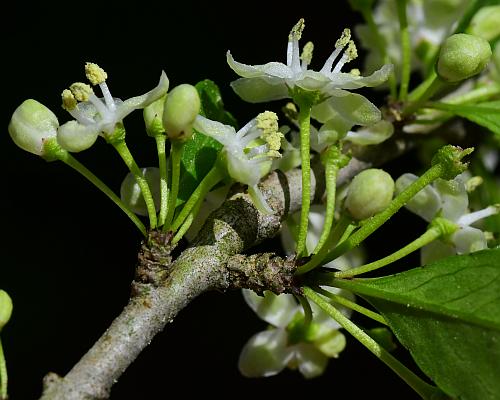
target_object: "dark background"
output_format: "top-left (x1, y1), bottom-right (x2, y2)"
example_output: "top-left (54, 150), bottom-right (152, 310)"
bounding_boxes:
top-left (1, 1), bottom-right (424, 398)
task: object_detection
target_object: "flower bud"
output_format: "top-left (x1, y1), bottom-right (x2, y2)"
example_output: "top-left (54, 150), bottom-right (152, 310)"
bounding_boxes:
top-left (437, 34), bottom-right (492, 83)
top-left (143, 95), bottom-right (166, 137)
top-left (162, 84), bottom-right (200, 141)
top-left (0, 290), bottom-right (13, 331)
top-left (57, 121), bottom-right (99, 152)
top-left (467, 6), bottom-right (500, 42)
top-left (345, 168), bottom-right (394, 220)
top-left (8, 99), bottom-right (59, 156)
top-left (120, 167), bottom-right (161, 216)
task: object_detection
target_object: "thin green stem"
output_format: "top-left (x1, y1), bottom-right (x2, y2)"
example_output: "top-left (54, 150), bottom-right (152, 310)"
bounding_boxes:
top-left (407, 71), bottom-right (438, 103)
top-left (304, 287), bottom-right (444, 400)
top-left (59, 152), bottom-right (147, 236)
top-left (172, 195), bottom-right (204, 244)
top-left (324, 163), bottom-right (444, 263)
top-left (297, 296), bottom-right (313, 327)
top-left (334, 227), bottom-right (442, 278)
top-left (313, 160), bottom-right (338, 255)
top-left (163, 141), bottom-right (184, 231)
top-left (403, 74), bottom-right (445, 117)
top-left (0, 337), bottom-right (7, 400)
top-left (171, 164), bottom-right (224, 232)
top-left (362, 10), bottom-right (397, 98)
top-left (443, 83), bottom-right (500, 105)
top-left (112, 140), bottom-right (157, 229)
top-left (155, 135), bottom-right (169, 227)
top-left (295, 103), bottom-right (313, 257)
top-left (397, 0), bottom-right (411, 101)
top-left (296, 214), bottom-right (354, 275)
top-left (313, 286), bottom-right (388, 326)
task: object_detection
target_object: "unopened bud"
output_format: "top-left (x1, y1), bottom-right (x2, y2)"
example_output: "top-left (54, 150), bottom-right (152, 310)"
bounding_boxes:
top-left (162, 84), bottom-right (200, 141)
top-left (144, 95), bottom-right (166, 137)
top-left (120, 167), bottom-right (161, 216)
top-left (437, 34), bottom-right (491, 83)
top-left (57, 121), bottom-right (99, 153)
top-left (467, 6), bottom-right (500, 42)
top-left (345, 169), bottom-right (395, 220)
top-left (8, 99), bottom-right (59, 156)
top-left (0, 290), bottom-right (13, 331)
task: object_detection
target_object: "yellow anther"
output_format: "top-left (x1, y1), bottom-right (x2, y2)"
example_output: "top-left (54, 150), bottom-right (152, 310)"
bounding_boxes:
top-left (300, 41), bottom-right (314, 65)
top-left (256, 111), bottom-right (282, 153)
top-left (466, 176), bottom-right (483, 192)
top-left (61, 89), bottom-right (77, 111)
top-left (335, 28), bottom-right (351, 48)
top-left (349, 68), bottom-right (361, 76)
top-left (289, 18), bottom-right (305, 41)
top-left (85, 62), bottom-right (108, 85)
top-left (346, 40), bottom-right (358, 62)
top-left (69, 82), bottom-right (94, 102)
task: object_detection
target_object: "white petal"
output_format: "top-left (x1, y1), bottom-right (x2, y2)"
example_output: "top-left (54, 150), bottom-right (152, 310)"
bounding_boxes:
top-left (395, 173), bottom-right (441, 222)
top-left (312, 90), bottom-right (381, 126)
top-left (193, 115), bottom-right (235, 146)
top-left (227, 51), bottom-right (293, 78)
top-left (433, 178), bottom-right (468, 221)
top-left (294, 70), bottom-right (331, 91)
top-left (326, 64), bottom-right (393, 90)
top-left (452, 227), bottom-right (487, 254)
top-left (230, 77), bottom-right (290, 103)
top-left (238, 329), bottom-right (290, 377)
top-left (345, 120), bottom-right (394, 145)
top-left (421, 241), bottom-right (455, 265)
top-left (118, 71), bottom-right (170, 119)
top-left (242, 289), bottom-right (298, 328)
top-left (314, 330), bottom-right (346, 358)
top-left (57, 121), bottom-right (99, 153)
top-left (291, 343), bottom-right (329, 379)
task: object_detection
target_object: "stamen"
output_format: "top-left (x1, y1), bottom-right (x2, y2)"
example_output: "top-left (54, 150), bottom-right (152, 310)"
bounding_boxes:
top-left (69, 82), bottom-right (94, 102)
top-left (256, 111), bottom-right (283, 152)
top-left (282, 102), bottom-right (298, 121)
top-left (88, 93), bottom-right (111, 120)
top-left (301, 41), bottom-right (314, 70)
top-left (466, 176), bottom-right (483, 192)
top-left (289, 18), bottom-right (305, 42)
top-left (332, 40), bottom-right (358, 74)
top-left (320, 28), bottom-right (351, 74)
top-left (61, 89), bottom-right (77, 111)
top-left (236, 119), bottom-right (257, 139)
top-left (99, 81), bottom-right (116, 111)
top-left (288, 19), bottom-right (305, 72)
top-left (457, 204), bottom-right (500, 226)
top-left (85, 62), bottom-right (108, 85)
top-left (349, 68), bottom-right (361, 76)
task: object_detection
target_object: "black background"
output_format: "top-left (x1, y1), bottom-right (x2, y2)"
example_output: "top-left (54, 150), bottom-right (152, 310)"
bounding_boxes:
top-left (1, 1), bottom-right (425, 398)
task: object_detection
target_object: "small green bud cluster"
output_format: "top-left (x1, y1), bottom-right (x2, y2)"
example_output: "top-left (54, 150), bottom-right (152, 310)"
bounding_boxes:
top-left (162, 84), bottom-right (200, 141)
top-left (345, 168), bottom-right (395, 220)
top-left (431, 145), bottom-right (473, 180)
top-left (437, 33), bottom-right (492, 83)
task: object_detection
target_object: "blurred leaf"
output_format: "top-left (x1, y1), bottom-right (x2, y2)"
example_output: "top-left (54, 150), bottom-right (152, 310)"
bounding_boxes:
top-left (366, 327), bottom-right (397, 352)
top-left (177, 80), bottom-right (236, 203)
top-left (330, 249), bottom-right (500, 400)
top-left (428, 100), bottom-right (500, 137)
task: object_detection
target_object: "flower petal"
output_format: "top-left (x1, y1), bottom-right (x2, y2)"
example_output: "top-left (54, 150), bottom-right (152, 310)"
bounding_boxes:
top-left (294, 70), bottom-right (331, 91)
top-left (395, 173), bottom-right (441, 222)
top-left (227, 51), bottom-right (293, 78)
top-left (238, 329), bottom-right (290, 377)
top-left (118, 71), bottom-right (170, 119)
top-left (242, 289), bottom-right (298, 328)
top-left (57, 121), bottom-right (99, 153)
top-left (290, 343), bottom-right (329, 379)
top-left (314, 330), bottom-right (346, 358)
top-left (325, 64), bottom-right (394, 90)
top-left (345, 120), bottom-right (394, 145)
top-left (433, 178), bottom-right (469, 222)
top-left (452, 226), bottom-right (487, 254)
top-left (230, 77), bottom-right (290, 103)
top-left (312, 90), bottom-right (381, 126)
top-left (421, 240), bottom-right (455, 265)
top-left (193, 115), bottom-right (236, 145)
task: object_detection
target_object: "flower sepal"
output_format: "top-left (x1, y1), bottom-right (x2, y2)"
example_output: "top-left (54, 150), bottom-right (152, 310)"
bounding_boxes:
top-left (431, 145), bottom-right (474, 180)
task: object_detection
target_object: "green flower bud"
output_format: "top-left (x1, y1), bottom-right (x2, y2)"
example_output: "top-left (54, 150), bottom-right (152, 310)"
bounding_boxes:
top-left (437, 34), bottom-right (492, 83)
top-left (120, 167), bottom-right (161, 216)
top-left (162, 84), bottom-right (200, 141)
top-left (0, 290), bottom-right (13, 331)
top-left (8, 99), bottom-right (59, 156)
top-left (143, 95), bottom-right (166, 137)
top-left (57, 121), bottom-right (99, 153)
top-left (345, 168), bottom-right (395, 220)
top-left (467, 6), bottom-right (500, 42)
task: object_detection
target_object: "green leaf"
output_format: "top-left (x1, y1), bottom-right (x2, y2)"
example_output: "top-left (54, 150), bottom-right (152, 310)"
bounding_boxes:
top-left (329, 249), bottom-right (500, 400)
top-left (177, 80), bottom-right (236, 203)
top-left (428, 100), bottom-right (500, 136)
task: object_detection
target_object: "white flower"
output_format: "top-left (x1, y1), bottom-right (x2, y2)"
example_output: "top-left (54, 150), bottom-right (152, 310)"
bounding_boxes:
top-left (57, 63), bottom-right (169, 152)
top-left (227, 19), bottom-right (392, 109)
top-left (239, 289), bottom-right (350, 379)
top-left (193, 112), bottom-right (283, 214)
top-left (395, 173), bottom-right (500, 264)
